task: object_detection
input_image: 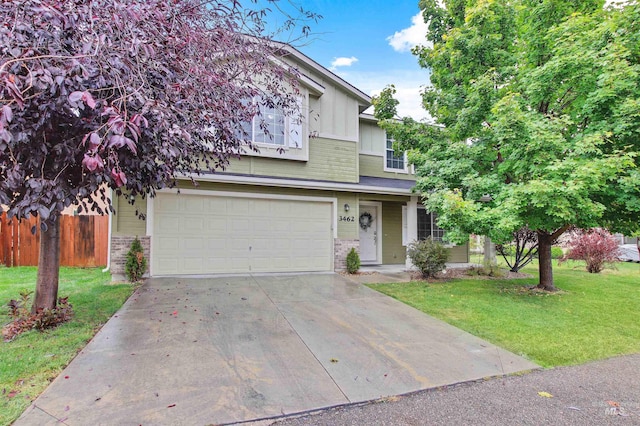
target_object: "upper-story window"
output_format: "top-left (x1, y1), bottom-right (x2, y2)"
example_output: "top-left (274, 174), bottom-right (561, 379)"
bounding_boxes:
top-left (243, 98), bottom-right (303, 149)
top-left (385, 136), bottom-right (406, 171)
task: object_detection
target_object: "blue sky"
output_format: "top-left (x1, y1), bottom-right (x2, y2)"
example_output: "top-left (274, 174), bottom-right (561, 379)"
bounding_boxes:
top-left (271, 1), bottom-right (432, 119)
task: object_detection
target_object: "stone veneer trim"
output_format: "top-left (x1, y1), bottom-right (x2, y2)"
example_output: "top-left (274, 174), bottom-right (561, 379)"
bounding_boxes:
top-left (334, 238), bottom-right (359, 271)
top-left (112, 237), bottom-right (361, 275)
top-left (110, 235), bottom-right (150, 276)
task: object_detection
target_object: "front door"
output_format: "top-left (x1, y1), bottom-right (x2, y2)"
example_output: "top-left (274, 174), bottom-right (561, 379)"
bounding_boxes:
top-left (359, 204), bottom-right (380, 264)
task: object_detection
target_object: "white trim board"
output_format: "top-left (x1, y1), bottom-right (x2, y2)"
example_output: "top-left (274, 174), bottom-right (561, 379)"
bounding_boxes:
top-left (180, 173), bottom-right (415, 196)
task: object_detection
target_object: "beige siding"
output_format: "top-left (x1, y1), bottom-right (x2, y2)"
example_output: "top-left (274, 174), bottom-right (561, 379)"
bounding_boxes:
top-left (447, 242), bottom-right (470, 263)
top-left (359, 154), bottom-right (415, 181)
top-left (113, 195), bottom-right (146, 236)
top-left (300, 67), bottom-right (360, 141)
top-left (359, 121), bottom-right (384, 154)
top-left (381, 202), bottom-right (406, 264)
top-left (223, 157), bottom-right (251, 174)
top-left (224, 137), bottom-right (358, 183)
top-left (309, 95), bottom-right (321, 136)
top-left (336, 193), bottom-right (358, 239)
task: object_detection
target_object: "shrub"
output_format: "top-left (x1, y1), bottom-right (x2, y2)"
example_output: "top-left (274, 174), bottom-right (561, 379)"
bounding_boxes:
top-left (125, 237), bottom-right (147, 282)
top-left (551, 246), bottom-right (564, 259)
top-left (467, 262), bottom-right (506, 278)
top-left (346, 248), bottom-right (361, 274)
top-left (407, 238), bottom-right (449, 278)
top-left (497, 244), bottom-right (517, 257)
top-left (495, 227), bottom-right (538, 272)
top-left (560, 228), bottom-right (620, 273)
top-left (3, 291), bottom-right (74, 341)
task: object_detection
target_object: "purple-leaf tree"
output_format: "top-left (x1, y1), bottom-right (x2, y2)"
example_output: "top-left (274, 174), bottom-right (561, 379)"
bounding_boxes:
top-left (0, 0), bottom-right (315, 312)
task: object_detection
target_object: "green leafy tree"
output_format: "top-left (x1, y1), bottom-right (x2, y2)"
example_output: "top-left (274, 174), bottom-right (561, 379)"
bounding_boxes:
top-left (377, 0), bottom-right (640, 291)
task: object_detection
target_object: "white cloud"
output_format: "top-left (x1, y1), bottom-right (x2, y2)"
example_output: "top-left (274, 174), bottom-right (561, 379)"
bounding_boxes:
top-left (387, 12), bottom-right (430, 53)
top-left (330, 56), bottom-right (358, 71)
top-left (333, 69), bottom-right (432, 121)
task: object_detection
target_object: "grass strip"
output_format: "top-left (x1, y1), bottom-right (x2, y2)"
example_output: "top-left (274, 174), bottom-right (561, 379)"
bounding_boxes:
top-left (369, 261), bottom-right (640, 368)
top-left (0, 267), bottom-right (135, 426)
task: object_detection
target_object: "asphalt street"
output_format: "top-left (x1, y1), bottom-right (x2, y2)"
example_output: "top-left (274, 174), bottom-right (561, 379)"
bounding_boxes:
top-left (271, 353), bottom-right (640, 426)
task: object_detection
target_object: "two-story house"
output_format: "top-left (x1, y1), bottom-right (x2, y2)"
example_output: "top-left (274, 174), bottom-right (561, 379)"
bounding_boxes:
top-left (107, 44), bottom-right (469, 277)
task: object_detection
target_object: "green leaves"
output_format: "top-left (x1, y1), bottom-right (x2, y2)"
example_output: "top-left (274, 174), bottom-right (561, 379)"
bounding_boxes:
top-left (372, 85), bottom-right (399, 121)
top-left (409, 0), bottom-right (639, 239)
top-left (379, 1), bottom-right (639, 288)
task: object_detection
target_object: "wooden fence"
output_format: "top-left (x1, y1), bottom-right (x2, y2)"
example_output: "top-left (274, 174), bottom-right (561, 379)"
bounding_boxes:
top-left (0, 213), bottom-right (108, 267)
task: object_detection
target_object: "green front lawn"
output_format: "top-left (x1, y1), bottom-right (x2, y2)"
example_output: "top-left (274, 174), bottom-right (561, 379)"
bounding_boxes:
top-left (0, 267), bottom-right (136, 426)
top-left (369, 261), bottom-right (640, 368)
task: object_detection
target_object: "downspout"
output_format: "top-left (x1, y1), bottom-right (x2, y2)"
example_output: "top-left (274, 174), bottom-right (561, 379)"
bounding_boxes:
top-left (102, 188), bottom-right (113, 273)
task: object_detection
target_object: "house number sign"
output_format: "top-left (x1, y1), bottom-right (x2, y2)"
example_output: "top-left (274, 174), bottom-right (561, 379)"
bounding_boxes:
top-left (339, 215), bottom-right (355, 222)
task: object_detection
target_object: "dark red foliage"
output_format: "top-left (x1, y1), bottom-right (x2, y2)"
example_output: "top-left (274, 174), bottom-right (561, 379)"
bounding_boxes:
top-left (3, 295), bottom-right (74, 341)
top-left (0, 0), bottom-right (313, 224)
top-left (561, 228), bottom-right (620, 273)
top-left (0, 0), bottom-right (317, 311)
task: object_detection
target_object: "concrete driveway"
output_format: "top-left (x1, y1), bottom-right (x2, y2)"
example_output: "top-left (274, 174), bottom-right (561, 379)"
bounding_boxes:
top-left (16, 273), bottom-right (538, 425)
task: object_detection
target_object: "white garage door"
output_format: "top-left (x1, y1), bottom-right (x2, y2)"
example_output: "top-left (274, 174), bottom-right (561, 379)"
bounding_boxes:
top-left (152, 192), bottom-right (333, 275)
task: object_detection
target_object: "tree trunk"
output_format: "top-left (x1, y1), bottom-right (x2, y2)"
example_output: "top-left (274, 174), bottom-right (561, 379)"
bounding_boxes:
top-left (32, 218), bottom-right (61, 313)
top-left (484, 236), bottom-right (497, 266)
top-left (536, 231), bottom-right (557, 292)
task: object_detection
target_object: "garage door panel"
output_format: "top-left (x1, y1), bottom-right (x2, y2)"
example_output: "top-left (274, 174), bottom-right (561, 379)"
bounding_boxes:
top-left (228, 199), bottom-right (251, 215)
top-left (208, 218), bottom-right (228, 233)
top-left (207, 198), bottom-right (228, 213)
top-left (251, 238), bottom-right (272, 250)
top-left (272, 220), bottom-right (290, 232)
top-left (156, 215), bottom-right (181, 233)
top-left (156, 236), bottom-right (180, 250)
top-left (230, 219), bottom-right (251, 233)
top-left (182, 257), bottom-right (205, 272)
top-left (231, 256), bottom-right (251, 269)
top-left (183, 217), bottom-right (205, 233)
top-left (156, 196), bottom-right (180, 211)
top-left (154, 257), bottom-right (179, 275)
top-left (252, 219), bottom-right (272, 232)
top-left (207, 238), bottom-right (228, 251)
top-left (184, 197), bottom-right (204, 211)
top-left (152, 193), bottom-right (333, 275)
top-left (183, 237), bottom-right (205, 250)
top-left (269, 239), bottom-right (292, 250)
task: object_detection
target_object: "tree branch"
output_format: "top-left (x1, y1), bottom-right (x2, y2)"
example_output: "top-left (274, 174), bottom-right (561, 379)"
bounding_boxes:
top-left (551, 224), bottom-right (571, 242)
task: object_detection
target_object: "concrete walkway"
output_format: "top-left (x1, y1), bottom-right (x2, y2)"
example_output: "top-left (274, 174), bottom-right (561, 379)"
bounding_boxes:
top-left (16, 273), bottom-right (537, 425)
